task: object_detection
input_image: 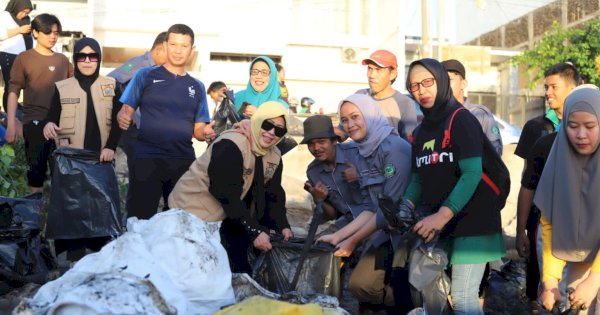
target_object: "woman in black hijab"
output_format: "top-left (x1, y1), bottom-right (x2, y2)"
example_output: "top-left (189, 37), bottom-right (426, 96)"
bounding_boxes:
top-left (43, 37), bottom-right (123, 261)
top-left (401, 58), bottom-right (505, 315)
top-left (0, 0), bottom-right (33, 111)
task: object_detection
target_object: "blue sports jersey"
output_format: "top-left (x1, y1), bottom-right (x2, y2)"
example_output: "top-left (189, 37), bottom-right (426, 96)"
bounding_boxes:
top-left (120, 65), bottom-right (209, 159)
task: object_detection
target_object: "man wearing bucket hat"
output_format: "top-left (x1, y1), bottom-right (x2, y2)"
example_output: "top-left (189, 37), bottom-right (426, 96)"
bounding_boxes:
top-left (356, 49), bottom-right (419, 140)
top-left (303, 115), bottom-right (372, 232)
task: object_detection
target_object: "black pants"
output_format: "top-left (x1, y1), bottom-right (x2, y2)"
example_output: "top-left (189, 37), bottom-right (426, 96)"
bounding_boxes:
top-left (126, 157), bottom-right (193, 220)
top-left (0, 51), bottom-right (17, 112)
top-left (23, 120), bottom-right (55, 188)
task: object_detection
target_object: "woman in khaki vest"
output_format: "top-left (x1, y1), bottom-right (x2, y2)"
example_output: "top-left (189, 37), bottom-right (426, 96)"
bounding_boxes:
top-left (42, 37), bottom-right (123, 261)
top-left (169, 101), bottom-right (292, 274)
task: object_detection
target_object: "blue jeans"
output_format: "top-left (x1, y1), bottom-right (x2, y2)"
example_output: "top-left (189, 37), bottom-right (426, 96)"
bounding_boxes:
top-left (451, 263), bottom-right (486, 315)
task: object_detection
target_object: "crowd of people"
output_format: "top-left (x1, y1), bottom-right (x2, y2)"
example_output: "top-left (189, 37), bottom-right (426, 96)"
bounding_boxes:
top-left (0, 3), bottom-right (599, 314)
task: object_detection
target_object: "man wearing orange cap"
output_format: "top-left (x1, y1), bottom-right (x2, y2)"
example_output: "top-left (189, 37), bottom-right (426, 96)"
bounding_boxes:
top-left (356, 49), bottom-right (419, 140)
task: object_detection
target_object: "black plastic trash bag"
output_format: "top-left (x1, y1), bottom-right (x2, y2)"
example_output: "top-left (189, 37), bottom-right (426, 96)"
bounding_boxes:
top-left (0, 192), bottom-right (45, 231)
top-left (483, 260), bottom-right (531, 314)
top-left (45, 147), bottom-right (123, 240)
top-left (252, 236), bottom-right (341, 297)
top-left (0, 194), bottom-right (57, 293)
top-left (213, 90), bottom-right (240, 135)
top-left (408, 239), bottom-right (452, 315)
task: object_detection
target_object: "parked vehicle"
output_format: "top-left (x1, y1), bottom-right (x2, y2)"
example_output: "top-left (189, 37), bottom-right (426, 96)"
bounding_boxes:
top-left (493, 115), bottom-right (522, 144)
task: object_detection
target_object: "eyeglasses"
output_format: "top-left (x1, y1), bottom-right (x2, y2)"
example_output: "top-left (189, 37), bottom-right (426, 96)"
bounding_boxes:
top-left (261, 120), bottom-right (287, 137)
top-left (250, 69), bottom-right (270, 77)
top-left (409, 78), bottom-right (435, 92)
top-left (74, 53), bottom-right (99, 63)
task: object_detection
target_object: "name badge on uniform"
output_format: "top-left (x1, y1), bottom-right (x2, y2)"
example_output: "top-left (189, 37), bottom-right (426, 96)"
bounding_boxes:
top-left (101, 84), bottom-right (115, 97)
top-left (60, 98), bottom-right (80, 104)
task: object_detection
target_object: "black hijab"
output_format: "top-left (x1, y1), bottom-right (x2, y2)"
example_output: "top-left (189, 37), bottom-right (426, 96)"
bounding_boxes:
top-left (73, 37), bottom-right (103, 151)
top-left (406, 58), bottom-right (461, 128)
top-left (5, 0), bottom-right (32, 49)
top-left (73, 37), bottom-right (101, 84)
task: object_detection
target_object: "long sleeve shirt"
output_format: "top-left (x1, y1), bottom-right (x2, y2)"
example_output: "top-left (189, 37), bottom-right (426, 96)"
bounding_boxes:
top-left (208, 139), bottom-right (289, 238)
top-left (541, 215), bottom-right (600, 282)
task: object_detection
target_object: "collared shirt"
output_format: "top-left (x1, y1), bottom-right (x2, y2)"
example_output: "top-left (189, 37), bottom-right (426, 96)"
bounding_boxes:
top-left (463, 98), bottom-right (503, 156)
top-left (108, 51), bottom-right (155, 127)
top-left (107, 52), bottom-right (154, 87)
top-left (306, 142), bottom-right (370, 227)
top-left (354, 134), bottom-right (412, 249)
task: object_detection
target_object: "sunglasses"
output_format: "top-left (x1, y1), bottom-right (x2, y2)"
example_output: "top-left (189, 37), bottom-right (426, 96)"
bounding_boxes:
top-left (74, 52), bottom-right (99, 63)
top-left (261, 120), bottom-right (287, 137)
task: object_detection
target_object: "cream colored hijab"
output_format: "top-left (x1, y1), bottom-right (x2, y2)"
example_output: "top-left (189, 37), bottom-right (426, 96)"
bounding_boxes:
top-left (234, 101), bottom-right (289, 156)
top-left (534, 86), bottom-right (600, 262)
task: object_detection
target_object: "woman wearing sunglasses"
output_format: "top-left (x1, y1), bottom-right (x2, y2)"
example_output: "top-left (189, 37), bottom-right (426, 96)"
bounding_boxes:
top-left (43, 37), bottom-right (122, 162)
top-left (42, 37), bottom-right (123, 262)
top-left (169, 101), bottom-right (292, 274)
top-left (401, 58), bottom-right (505, 314)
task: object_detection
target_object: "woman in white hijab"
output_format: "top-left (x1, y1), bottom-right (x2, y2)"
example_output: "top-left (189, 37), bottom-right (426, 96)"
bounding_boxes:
top-left (535, 86), bottom-right (600, 313)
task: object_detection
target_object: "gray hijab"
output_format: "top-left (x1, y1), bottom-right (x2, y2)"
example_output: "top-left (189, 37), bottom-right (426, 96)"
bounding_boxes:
top-left (534, 86), bottom-right (600, 262)
top-left (338, 94), bottom-right (396, 157)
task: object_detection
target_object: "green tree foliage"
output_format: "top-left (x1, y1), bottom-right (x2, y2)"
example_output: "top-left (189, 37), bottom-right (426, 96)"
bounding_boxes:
top-left (513, 19), bottom-right (600, 89)
top-left (0, 142), bottom-right (29, 197)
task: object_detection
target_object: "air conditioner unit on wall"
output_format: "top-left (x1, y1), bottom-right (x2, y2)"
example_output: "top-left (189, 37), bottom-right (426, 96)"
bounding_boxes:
top-left (341, 47), bottom-right (358, 63)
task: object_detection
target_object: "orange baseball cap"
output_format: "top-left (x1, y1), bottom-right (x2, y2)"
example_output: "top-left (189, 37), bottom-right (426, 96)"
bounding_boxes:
top-left (361, 49), bottom-right (398, 69)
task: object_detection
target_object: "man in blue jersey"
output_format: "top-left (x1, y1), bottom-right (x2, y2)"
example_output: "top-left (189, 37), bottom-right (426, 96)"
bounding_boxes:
top-left (117, 24), bottom-right (209, 220)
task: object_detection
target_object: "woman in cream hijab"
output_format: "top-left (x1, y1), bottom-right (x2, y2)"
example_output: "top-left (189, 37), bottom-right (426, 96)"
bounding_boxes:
top-left (169, 101), bottom-right (293, 274)
top-left (535, 86), bottom-right (600, 313)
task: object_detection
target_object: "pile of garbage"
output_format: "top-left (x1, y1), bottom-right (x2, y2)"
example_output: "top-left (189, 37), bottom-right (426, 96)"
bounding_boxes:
top-left (12, 209), bottom-right (349, 315)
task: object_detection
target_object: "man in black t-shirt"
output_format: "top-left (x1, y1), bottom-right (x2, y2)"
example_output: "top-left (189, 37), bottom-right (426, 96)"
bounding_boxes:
top-left (514, 62), bottom-right (580, 305)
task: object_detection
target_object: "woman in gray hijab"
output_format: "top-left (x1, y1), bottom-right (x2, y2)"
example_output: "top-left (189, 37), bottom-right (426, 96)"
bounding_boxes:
top-left (534, 86), bottom-right (600, 313)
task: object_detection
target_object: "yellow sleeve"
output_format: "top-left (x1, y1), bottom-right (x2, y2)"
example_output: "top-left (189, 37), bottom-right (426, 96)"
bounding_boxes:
top-left (592, 246), bottom-right (600, 273)
top-left (541, 215), bottom-right (567, 282)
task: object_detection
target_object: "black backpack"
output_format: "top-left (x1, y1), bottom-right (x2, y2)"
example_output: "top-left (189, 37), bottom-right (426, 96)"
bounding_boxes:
top-left (412, 107), bottom-right (511, 211)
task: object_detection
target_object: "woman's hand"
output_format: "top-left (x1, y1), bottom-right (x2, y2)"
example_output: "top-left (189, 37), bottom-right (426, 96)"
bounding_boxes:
top-left (316, 233), bottom-right (341, 246)
top-left (19, 24), bottom-right (31, 34)
top-left (253, 232), bottom-right (272, 251)
top-left (43, 122), bottom-right (60, 141)
top-left (333, 237), bottom-right (357, 257)
top-left (243, 105), bottom-right (257, 118)
top-left (281, 228), bottom-right (293, 241)
top-left (540, 279), bottom-right (561, 312)
top-left (569, 272), bottom-right (600, 310)
top-left (412, 206), bottom-right (454, 242)
top-left (100, 148), bottom-right (115, 162)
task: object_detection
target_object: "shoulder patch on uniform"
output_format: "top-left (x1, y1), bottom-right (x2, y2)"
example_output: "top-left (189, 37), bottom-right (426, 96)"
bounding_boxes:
top-left (101, 84), bottom-right (115, 97)
top-left (492, 126), bottom-right (500, 135)
top-left (384, 163), bottom-right (396, 178)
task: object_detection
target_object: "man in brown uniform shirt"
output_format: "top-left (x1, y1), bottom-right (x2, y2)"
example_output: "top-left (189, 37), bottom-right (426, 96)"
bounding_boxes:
top-left (5, 13), bottom-right (72, 192)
